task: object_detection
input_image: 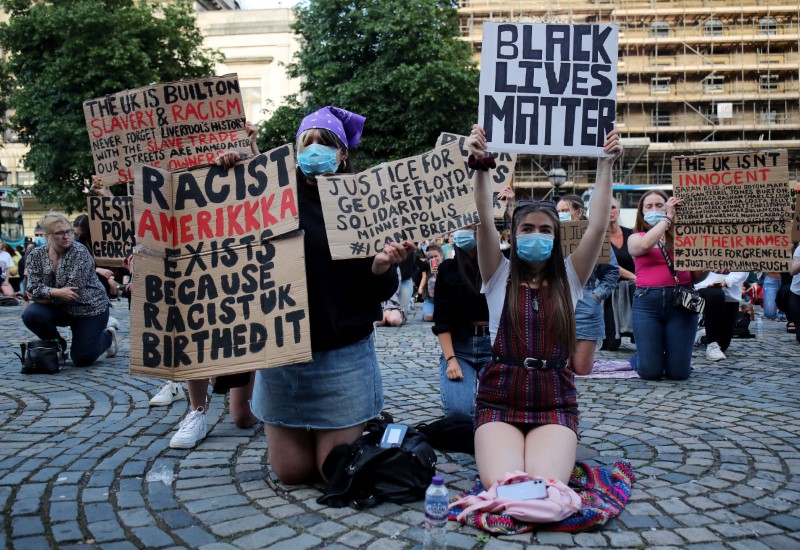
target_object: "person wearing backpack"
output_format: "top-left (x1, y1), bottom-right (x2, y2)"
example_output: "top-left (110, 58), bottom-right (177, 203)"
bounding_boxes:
top-left (467, 125), bottom-right (622, 487)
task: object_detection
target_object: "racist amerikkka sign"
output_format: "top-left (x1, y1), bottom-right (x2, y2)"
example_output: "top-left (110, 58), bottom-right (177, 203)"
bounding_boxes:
top-left (479, 23), bottom-right (618, 157)
top-left (84, 74), bottom-right (250, 186)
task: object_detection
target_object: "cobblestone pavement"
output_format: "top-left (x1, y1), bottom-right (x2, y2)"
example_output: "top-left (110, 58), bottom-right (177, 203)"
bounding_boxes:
top-left (1, 299), bottom-right (799, 549)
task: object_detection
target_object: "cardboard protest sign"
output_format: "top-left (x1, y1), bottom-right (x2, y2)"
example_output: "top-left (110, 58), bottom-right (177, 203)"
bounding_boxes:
top-left (317, 141), bottom-right (476, 259)
top-left (133, 144), bottom-right (298, 258)
top-left (792, 184), bottom-right (800, 243)
top-left (673, 150), bottom-right (794, 271)
top-left (436, 132), bottom-right (516, 219)
top-left (130, 232), bottom-right (311, 380)
top-left (479, 23), bottom-right (618, 156)
top-left (560, 220), bottom-right (611, 264)
top-left (84, 74), bottom-right (250, 186)
top-left (86, 196), bottom-right (134, 267)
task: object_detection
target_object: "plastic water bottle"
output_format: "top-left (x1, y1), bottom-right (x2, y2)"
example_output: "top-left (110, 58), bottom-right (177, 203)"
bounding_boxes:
top-left (755, 314), bottom-right (763, 340)
top-left (423, 475), bottom-right (448, 550)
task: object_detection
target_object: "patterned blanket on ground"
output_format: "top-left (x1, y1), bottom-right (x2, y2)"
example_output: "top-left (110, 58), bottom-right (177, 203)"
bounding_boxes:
top-left (448, 460), bottom-right (635, 535)
top-left (576, 360), bottom-right (638, 379)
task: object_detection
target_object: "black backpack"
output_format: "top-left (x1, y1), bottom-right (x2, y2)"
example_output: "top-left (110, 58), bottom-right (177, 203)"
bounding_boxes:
top-left (318, 420), bottom-right (437, 509)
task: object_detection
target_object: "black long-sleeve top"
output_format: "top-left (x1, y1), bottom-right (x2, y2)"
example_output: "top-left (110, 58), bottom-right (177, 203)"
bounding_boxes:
top-left (431, 258), bottom-right (489, 338)
top-left (298, 180), bottom-right (398, 351)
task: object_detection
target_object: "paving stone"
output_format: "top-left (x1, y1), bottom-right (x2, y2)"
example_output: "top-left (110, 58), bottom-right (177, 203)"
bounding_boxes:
top-left (232, 525), bottom-right (296, 549)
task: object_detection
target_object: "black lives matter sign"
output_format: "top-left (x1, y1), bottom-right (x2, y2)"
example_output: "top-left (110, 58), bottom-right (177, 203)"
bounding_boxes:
top-left (479, 23), bottom-right (618, 156)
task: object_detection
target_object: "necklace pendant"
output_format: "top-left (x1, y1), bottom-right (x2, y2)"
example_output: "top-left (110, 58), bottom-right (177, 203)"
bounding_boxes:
top-left (532, 297), bottom-right (539, 311)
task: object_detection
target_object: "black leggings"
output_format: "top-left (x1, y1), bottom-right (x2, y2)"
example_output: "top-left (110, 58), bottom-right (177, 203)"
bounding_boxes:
top-left (789, 292), bottom-right (800, 344)
top-left (698, 287), bottom-right (739, 352)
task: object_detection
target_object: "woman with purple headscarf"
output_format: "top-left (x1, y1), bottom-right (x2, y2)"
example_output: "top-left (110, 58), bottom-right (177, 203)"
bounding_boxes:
top-left (245, 106), bottom-right (412, 484)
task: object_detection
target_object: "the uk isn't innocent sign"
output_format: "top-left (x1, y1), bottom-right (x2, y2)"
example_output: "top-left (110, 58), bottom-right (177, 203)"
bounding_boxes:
top-left (133, 144), bottom-right (298, 258)
top-left (479, 23), bottom-right (618, 156)
top-left (84, 74), bottom-right (250, 186)
top-left (317, 141), bottom-right (476, 259)
top-left (436, 132), bottom-right (516, 219)
top-left (673, 150), bottom-right (794, 272)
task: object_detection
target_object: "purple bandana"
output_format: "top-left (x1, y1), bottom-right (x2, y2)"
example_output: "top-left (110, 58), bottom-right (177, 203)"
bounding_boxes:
top-left (296, 106), bottom-right (366, 149)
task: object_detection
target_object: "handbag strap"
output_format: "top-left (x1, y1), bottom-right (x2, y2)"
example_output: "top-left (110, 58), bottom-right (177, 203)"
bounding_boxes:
top-left (655, 240), bottom-right (681, 286)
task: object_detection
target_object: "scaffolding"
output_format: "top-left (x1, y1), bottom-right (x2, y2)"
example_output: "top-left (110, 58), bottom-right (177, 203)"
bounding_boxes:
top-left (458, 0), bottom-right (800, 195)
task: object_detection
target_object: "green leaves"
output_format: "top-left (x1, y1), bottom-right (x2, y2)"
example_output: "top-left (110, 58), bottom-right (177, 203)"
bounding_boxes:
top-left (0, 0), bottom-right (219, 211)
top-left (259, 0), bottom-right (478, 169)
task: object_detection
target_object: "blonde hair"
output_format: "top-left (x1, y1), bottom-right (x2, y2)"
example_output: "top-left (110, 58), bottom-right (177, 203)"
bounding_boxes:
top-left (39, 212), bottom-right (71, 235)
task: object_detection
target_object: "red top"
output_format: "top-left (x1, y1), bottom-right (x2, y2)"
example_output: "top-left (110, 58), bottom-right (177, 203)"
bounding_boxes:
top-left (633, 234), bottom-right (693, 287)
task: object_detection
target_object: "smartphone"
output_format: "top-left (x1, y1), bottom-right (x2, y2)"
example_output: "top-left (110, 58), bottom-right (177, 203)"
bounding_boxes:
top-left (496, 480), bottom-right (547, 501)
top-left (380, 424), bottom-right (408, 448)
top-left (429, 257), bottom-right (437, 270)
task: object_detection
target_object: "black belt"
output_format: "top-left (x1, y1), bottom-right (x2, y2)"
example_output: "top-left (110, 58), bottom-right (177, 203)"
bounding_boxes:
top-left (493, 354), bottom-right (568, 370)
top-left (470, 325), bottom-right (490, 337)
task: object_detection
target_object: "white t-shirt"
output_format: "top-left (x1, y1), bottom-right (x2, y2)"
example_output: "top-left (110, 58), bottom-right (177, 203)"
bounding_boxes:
top-left (481, 256), bottom-right (584, 343)
top-left (791, 247), bottom-right (800, 296)
top-left (0, 250), bottom-right (12, 279)
top-left (695, 272), bottom-right (749, 303)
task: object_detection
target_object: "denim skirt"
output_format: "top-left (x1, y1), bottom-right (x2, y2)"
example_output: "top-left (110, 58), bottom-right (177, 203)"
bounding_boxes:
top-left (575, 292), bottom-right (605, 341)
top-left (251, 334), bottom-right (384, 430)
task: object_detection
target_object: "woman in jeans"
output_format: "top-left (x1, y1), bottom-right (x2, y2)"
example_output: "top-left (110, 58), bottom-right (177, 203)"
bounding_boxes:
top-left (431, 225), bottom-right (491, 421)
top-left (628, 190), bottom-right (705, 380)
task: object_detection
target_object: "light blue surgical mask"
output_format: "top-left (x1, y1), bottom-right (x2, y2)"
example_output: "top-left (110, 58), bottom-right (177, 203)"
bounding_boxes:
top-left (644, 210), bottom-right (667, 226)
top-left (34, 236), bottom-right (46, 247)
top-left (558, 212), bottom-right (572, 222)
top-left (453, 230), bottom-right (476, 252)
top-left (297, 144), bottom-right (339, 177)
top-left (515, 233), bottom-right (554, 265)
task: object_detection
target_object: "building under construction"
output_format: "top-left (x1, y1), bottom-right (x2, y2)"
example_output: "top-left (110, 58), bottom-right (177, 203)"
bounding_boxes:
top-left (457, 0), bottom-right (800, 196)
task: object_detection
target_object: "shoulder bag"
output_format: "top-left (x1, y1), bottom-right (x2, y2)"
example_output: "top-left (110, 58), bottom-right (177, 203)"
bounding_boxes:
top-left (17, 340), bottom-right (63, 374)
top-left (656, 241), bottom-right (705, 315)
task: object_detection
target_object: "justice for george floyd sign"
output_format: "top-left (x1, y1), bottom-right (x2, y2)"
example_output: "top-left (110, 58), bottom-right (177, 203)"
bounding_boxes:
top-left (133, 144), bottom-right (298, 258)
top-left (673, 150), bottom-right (794, 272)
top-left (87, 196), bottom-right (134, 267)
top-left (560, 220), bottom-right (611, 264)
top-left (435, 132), bottom-right (517, 219)
top-left (479, 23), bottom-right (618, 157)
top-left (84, 74), bottom-right (250, 186)
top-left (130, 232), bottom-right (311, 380)
top-left (317, 141), bottom-right (476, 259)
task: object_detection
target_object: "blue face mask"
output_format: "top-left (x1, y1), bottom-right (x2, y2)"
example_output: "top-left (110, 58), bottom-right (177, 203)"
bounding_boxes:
top-left (644, 210), bottom-right (667, 226)
top-left (297, 144), bottom-right (339, 177)
top-left (515, 233), bottom-right (554, 265)
top-left (452, 230), bottom-right (476, 252)
top-left (34, 236), bottom-right (46, 247)
top-left (558, 212), bottom-right (572, 222)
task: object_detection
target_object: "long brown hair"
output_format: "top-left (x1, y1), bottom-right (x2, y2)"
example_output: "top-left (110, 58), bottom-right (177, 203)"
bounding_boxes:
top-left (508, 205), bottom-right (576, 355)
top-left (634, 189), bottom-right (673, 252)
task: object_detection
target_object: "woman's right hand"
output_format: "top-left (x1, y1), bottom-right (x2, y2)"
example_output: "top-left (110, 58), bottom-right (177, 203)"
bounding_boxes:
top-left (467, 125), bottom-right (487, 159)
top-left (52, 286), bottom-right (79, 302)
top-left (446, 359), bottom-right (464, 381)
top-left (665, 196), bottom-right (683, 219)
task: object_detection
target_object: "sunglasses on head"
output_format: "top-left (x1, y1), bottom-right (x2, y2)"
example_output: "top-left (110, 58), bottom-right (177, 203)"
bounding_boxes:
top-left (513, 199), bottom-right (557, 217)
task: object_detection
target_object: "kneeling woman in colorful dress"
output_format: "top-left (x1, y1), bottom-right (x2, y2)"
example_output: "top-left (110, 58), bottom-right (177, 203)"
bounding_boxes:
top-left (467, 125), bottom-right (622, 487)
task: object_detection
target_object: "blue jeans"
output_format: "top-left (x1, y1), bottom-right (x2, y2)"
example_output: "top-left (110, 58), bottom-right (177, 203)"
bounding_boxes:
top-left (422, 297), bottom-right (435, 320)
top-left (398, 277), bottom-right (414, 313)
top-left (630, 286), bottom-right (699, 381)
top-left (439, 334), bottom-right (492, 421)
top-left (22, 303), bottom-right (111, 367)
top-left (762, 276), bottom-right (783, 319)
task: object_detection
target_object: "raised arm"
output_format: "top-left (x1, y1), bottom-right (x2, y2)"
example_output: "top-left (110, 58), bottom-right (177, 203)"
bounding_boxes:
top-left (627, 196), bottom-right (682, 257)
top-left (571, 130), bottom-right (622, 285)
top-left (467, 125), bottom-right (503, 283)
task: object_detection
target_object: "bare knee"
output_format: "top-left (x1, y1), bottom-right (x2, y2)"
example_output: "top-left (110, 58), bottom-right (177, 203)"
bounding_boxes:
top-left (268, 445), bottom-right (316, 484)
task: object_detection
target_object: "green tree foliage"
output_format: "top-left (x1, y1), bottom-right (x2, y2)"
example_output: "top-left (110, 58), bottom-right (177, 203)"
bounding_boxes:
top-left (258, 0), bottom-right (479, 169)
top-left (0, 0), bottom-right (221, 211)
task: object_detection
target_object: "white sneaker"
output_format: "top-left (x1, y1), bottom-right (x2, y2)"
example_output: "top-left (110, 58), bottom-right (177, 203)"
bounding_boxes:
top-left (105, 327), bottom-right (117, 357)
top-left (169, 408), bottom-right (208, 449)
top-left (107, 316), bottom-right (120, 331)
top-left (705, 342), bottom-right (726, 361)
top-left (149, 381), bottom-right (186, 407)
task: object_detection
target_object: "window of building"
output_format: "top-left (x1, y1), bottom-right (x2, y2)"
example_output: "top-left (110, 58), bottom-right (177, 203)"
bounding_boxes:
top-left (17, 171), bottom-right (35, 187)
top-left (650, 77), bottom-right (670, 93)
top-left (651, 173), bottom-right (672, 186)
top-left (759, 74), bottom-right (779, 91)
top-left (651, 109), bottom-right (671, 126)
top-left (239, 85), bottom-right (263, 125)
top-left (759, 17), bottom-right (777, 35)
top-left (704, 18), bottom-right (723, 36)
top-left (703, 76), bottom-right (724, 93)
top-left (651, 21), bottom-right (670, 37)
top-left (759, 109), bottom-right (778, 125)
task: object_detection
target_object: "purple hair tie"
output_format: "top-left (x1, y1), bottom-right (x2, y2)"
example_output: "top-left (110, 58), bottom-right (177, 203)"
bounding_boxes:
top-left (468, 154), bottom-right (496, 171)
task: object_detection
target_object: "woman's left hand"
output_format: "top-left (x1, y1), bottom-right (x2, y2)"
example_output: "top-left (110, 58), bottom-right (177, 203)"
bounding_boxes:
top-left (372, 241), bottom-right (414, 274)
top-left (216, 151), bottom-right (242, 170)
top-left (446, 362), bottom-right (464, 381)
top-left (599, 129), bottom-right (623, 166)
